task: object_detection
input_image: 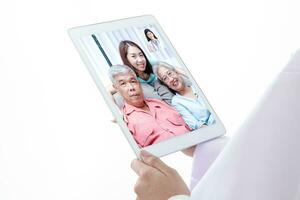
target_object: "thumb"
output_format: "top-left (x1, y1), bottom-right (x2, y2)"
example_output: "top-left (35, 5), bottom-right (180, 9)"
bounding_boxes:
top-left (140, 151), bottom-right (171, 175)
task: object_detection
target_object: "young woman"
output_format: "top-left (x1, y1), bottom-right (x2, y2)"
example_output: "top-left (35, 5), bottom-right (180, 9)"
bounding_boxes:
top-left (116, 40), bottom-right (174, 107)
top-left (144, 29), bottom-right (160, 52)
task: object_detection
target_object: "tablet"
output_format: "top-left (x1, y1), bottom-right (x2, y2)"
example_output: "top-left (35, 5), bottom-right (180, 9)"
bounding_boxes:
top-left (68, 15), bottom-right (225, 158)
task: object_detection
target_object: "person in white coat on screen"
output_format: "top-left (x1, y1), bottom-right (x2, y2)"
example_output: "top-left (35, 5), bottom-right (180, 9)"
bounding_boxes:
top-left (131, 49), bottom-right (300, 200)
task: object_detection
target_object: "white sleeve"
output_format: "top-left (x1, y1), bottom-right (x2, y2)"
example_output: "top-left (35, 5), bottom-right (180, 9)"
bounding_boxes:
top-left (190, 49), bottom-right (300, 200)
top-left (168, 195), bottom-right (191, 200)
top-left (190, 136), bottom-right (229, 190)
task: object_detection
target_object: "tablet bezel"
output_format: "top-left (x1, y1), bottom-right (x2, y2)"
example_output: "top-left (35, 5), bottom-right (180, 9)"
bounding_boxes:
top-left (68, 15), bottom-right (226, 158)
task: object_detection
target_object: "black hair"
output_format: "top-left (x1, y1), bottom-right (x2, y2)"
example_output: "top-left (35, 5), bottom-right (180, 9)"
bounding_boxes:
top-left (144, 29), bottom-right (158, 41)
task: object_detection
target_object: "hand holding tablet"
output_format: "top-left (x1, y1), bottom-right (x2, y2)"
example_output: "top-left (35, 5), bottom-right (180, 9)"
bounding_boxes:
top-left (68, 15), bottom-right (225, 157)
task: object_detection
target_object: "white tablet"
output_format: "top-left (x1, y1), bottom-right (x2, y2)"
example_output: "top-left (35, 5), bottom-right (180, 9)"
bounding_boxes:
top-left (68, 15), bottom-right (225, 158)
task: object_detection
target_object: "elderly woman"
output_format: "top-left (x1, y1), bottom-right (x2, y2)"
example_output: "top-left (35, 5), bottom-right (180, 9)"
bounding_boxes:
top-left (153, 62), bottom-right (215, 130)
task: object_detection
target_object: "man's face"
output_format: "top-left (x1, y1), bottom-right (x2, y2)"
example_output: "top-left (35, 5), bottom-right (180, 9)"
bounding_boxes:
top-left (113, 72), bottom-right (144, 107)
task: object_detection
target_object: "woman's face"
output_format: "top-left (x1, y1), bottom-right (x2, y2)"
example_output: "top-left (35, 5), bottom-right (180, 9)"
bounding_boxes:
top-left (126, 46), bottom-right (147, 73)
top-left (157, 66), bottom-right (185, 92)
top-left (146, 31), bottom-right (155, 40)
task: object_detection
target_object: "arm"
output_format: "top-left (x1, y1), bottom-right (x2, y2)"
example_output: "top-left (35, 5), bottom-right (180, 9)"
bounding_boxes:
top-left (131, 139), bottom-right (228, 199)
top-left (172, 101), bottom-right (201, 130)
top-left (154, 81), bottom-right (174, 105)
top-left (190, 50), bottom-right (300, 199)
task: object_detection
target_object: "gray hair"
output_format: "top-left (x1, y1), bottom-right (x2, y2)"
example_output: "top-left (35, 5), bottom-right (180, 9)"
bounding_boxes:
top-left (153, 62), bottom-right (190, 87)
top-left (152, 61), bottom-right (176, 80)
top-left (108, 64), bottom-right (137, 84)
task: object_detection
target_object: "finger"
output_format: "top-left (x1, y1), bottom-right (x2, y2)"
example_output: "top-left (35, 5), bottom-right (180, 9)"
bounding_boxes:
top-left (131, 159), bottom-right (154, 177)
top-left (140, 150), bottom-right (171, 175)
top-left (181, 146), bottom-right (196, 157)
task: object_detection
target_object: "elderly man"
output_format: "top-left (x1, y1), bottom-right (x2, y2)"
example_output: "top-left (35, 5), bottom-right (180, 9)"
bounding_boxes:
top-left (108, 64), bottom-right (191, 148)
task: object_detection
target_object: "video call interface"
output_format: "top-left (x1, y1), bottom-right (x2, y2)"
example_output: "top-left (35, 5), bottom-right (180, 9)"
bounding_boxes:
top-left (79, 24), bottom-right (215, 148)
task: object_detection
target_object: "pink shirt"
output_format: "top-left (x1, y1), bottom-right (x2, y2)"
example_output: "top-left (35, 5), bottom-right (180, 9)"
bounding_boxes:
top-left (123, 98), bottom-right (191, 147)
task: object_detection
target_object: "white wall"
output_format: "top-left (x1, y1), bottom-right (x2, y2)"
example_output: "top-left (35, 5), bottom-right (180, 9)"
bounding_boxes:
top-left (0, 0), bottom-right (299, 199)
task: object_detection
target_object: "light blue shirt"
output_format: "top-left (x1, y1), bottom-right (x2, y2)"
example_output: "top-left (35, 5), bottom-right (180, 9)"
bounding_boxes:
top-left (171, 91), bottom-right (215, 130)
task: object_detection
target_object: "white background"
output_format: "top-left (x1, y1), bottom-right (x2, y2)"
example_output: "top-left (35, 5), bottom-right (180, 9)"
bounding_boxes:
top-left (0, 0), bottom-right (299, 199)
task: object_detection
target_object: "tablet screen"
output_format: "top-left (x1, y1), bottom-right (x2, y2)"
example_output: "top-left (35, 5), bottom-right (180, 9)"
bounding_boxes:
top-left (69, 16), bottom-right (225, 156)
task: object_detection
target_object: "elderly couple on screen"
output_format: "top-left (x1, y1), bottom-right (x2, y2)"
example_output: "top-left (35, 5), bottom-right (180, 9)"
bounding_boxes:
top-left (109, 40), bottom-right (214, 147)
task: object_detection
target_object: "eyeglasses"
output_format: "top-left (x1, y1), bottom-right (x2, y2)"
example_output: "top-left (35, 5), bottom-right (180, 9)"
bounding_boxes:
top-left (161, 70), bottom-right (176, 82)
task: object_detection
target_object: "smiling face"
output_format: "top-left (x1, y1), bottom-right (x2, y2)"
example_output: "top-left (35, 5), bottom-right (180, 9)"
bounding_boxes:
top-left (157, 66), bottom-right (185, 92)
top-left (146, 31), bottom-right (155, 40)
top-left (113, 72), bottom-right (145, 107)
top-left (126, 46), bottom-right (147, 74)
